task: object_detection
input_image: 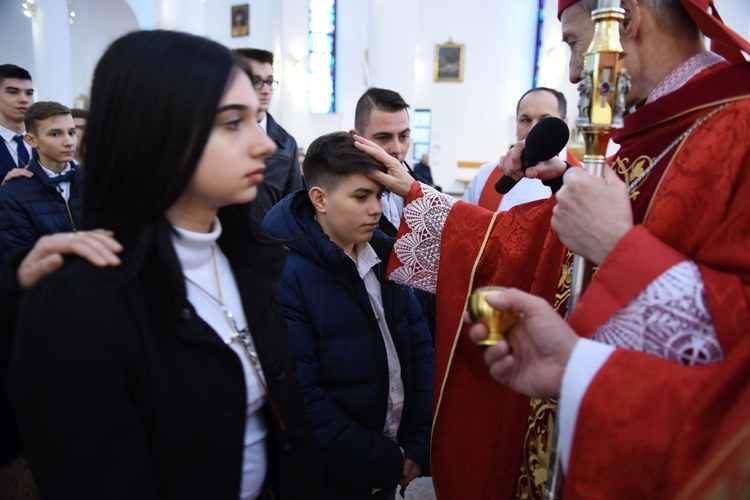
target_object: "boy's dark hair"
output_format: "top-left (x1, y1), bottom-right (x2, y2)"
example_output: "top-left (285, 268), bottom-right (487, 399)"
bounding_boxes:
top-left (24, 101), bottom-right (71, 135)
top-left (83, 30), bottom-right (246, 235)
top-left (234, 48), bottom-right (274, 65)
top-left (0, 64), bottom-right (32, 86)
top-left (71, 108), bottom-right (89, 120)
top-left (516, 87), bottom-right (568, 119)
top-left (304, 132), bottom-right (387, 192)
top-left (354, 88), bottom-right (410, 133)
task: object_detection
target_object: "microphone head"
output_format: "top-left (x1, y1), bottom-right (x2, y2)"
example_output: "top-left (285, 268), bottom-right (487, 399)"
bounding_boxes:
top-left (524, 116), bottom-right (570, 164)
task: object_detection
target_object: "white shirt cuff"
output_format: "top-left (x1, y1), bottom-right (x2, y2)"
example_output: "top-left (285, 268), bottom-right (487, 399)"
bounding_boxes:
top-left (558, 338), bottom-right (615, 472)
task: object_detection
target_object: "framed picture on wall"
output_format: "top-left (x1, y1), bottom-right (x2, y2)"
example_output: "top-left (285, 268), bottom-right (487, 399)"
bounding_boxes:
top-left (231, 4), bottom-right (250, 37)
top-left (434, 42), bottom-right (464, 82)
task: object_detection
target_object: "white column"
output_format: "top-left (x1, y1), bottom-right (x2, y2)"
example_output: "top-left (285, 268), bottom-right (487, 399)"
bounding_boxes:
top-left (31, 0), bottom-right (74, 105)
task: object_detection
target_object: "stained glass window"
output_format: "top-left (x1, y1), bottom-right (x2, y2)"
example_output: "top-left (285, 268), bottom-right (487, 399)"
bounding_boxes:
top-left (533, 0), bottom-right (546, 88)
top-left (308, 0), bottom-right (336, 113)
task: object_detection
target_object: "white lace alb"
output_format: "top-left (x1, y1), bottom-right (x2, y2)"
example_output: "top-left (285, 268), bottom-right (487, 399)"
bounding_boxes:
top-left (592, 260), bottom-right (722, 365)
top-left (389, 184), bottom-right (456, 294)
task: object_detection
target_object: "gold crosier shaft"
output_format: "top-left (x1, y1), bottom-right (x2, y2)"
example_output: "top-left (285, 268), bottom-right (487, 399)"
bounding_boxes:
top-left (545, 1), bottom-right (630, 498)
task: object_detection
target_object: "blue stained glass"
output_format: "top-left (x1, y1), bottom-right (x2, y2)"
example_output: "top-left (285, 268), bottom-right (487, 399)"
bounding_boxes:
top-left (310, 33), bottom-right (333, 53)
top-left (308, 0), bottom-right (336, 113)
top-left (533, 0), bottom-right (546, 88)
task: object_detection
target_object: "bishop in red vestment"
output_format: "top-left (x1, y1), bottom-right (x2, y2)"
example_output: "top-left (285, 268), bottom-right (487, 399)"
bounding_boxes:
top-left (354, 0), bottom-right (750, 498)
top-left (471, 289), bottom-right (750, 499)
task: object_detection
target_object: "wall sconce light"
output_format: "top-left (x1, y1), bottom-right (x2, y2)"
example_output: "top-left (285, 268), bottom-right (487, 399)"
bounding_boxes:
top-left (22, 0), bottom-right (36, 18)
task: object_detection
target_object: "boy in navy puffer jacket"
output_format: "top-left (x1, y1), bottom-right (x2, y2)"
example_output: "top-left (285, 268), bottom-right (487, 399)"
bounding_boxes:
top-left (0, 101), bottom-right (82, 263)
top-left (264, 132), bottom-right (434, 500)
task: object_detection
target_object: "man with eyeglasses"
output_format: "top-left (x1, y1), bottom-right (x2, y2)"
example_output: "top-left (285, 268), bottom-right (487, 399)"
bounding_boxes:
top-left (235, 49), bottom-right (303, 222)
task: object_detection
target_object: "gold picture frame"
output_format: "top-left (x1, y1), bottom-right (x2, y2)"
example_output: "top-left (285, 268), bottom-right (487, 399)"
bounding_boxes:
top-left (231, 4), bottom-right (249, 38)
top-left (434, 42), bottom-right (465, 82)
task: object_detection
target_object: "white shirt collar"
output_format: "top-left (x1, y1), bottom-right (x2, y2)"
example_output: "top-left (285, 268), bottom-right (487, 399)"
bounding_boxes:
top-left (349, 242), bottom-right (381, 279)
top-left (38, 160), bottom-right (74, 178)
top-left (0, 123), bottom-right (25, 143)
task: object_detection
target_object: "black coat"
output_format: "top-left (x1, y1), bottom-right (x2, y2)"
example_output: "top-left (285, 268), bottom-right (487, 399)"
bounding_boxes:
top-left (8, 209), bottom-right (322, 499)
top-left (247, 113), bottom-right (303, 222)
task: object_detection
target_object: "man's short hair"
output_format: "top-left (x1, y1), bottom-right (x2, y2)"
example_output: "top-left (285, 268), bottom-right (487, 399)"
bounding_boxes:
top-left (354, 88), bottom-right (410, 133)
top-left (574, 0), bottom-right (696, 36)
top-left (24, 101), bottom-right (71, 135)
top-left (304, 132), bottom-right (387, 191)
top-left (234, 48), bottom-right (274, 65)
top-left (71, 108), bottom-right (89, 120)
top-left (516, 87), bottom-right (568, 119)
top-left (0, 64), bottom-right (32, 86)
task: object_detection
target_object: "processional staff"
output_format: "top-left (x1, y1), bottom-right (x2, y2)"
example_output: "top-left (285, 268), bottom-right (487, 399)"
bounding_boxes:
top-left (545, 0), bottom-right (630, 498)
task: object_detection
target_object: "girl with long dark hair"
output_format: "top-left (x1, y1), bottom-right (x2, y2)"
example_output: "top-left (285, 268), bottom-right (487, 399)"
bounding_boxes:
top-left (8, 30), bottom-right (320, 499)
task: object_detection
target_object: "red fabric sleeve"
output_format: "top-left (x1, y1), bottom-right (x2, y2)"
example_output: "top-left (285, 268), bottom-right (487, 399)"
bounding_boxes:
top-left (565, 335), bottom-right (750, 498)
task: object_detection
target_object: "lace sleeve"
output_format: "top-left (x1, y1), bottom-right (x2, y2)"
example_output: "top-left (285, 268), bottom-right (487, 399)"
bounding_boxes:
top-left (592, 260), bottom-right (722, 366)
top-left (388, 184), bottom-right (457, 294)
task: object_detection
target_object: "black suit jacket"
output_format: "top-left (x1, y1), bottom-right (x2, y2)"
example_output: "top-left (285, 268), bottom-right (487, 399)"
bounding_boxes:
top-left (249, 113), bottom-right (303, 222)
top-left (0, 142), bottom-right (24, 178)
top-left (8, 210), bottom-right (322, 499)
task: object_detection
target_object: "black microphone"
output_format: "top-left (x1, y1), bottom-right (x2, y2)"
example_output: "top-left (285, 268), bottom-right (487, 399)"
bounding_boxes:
top-left (494, 116), bottom-right (570, 195)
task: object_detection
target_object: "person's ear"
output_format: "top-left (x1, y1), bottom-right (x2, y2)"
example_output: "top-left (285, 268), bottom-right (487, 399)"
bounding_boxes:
top-left (308, 186), bottom-right (327, 214)
top-left (24, 133), bottom-right (38, 149)
top-left (620, 0), bottom-right (641, 38)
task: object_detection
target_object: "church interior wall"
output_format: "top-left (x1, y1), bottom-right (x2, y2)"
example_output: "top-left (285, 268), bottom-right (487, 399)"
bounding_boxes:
top-left (2, 0), bottom-right (748, 194)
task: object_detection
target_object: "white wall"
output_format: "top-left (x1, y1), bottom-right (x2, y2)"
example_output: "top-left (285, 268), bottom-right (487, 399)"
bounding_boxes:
top-left (2, 0), bottom-right (748, 192)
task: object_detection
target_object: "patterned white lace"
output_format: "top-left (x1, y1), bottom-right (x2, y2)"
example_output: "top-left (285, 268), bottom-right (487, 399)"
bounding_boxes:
top-left (592, 260), bottom-right (722, 366)
top-left (389, 184), bottom-right (456, 294)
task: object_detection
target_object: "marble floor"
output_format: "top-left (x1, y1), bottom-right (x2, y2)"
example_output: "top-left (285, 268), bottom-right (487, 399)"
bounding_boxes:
top-left (404, 476), bottom-right (437, 499)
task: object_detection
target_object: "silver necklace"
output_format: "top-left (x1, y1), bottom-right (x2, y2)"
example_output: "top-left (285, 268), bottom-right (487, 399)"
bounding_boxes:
top-left (183, 244), bottom-right (288, 430)
top-left (183, 245), bottom-right (264, 372)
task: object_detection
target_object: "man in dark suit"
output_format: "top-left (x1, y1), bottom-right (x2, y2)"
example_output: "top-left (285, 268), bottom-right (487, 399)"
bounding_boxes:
top-left (0, 65), bottom-right (35, 178)
top-left (353, 87), bottom-right (419, 238)
top-left (354, 88), bottom-right (436, 338)
top-left (235, 49), bottom-right (303, 222)
top-left (413, 154), bottom-right (441, 192)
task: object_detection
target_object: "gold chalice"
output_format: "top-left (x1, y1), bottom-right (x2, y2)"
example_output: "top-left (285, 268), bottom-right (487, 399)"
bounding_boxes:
top-left (468, 286), bottom-right (519, 349)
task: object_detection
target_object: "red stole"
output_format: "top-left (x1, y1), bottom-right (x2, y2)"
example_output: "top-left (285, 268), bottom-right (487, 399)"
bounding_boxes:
top-left (477, 152), bottom-right (580, 213)
top-left (477, 166), bottom-right (503, 211)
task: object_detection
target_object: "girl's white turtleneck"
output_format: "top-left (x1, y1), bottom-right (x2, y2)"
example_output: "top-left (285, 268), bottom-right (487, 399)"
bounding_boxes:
top-left (171, 218), bottom-right (268, 500)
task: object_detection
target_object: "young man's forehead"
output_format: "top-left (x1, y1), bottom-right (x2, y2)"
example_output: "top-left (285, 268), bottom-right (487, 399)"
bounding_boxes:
top-left (364, 108), bottom-right (410, 134)
top-left (35, 114), bottom-right (75, 131)
top-left (248, 60), bottom-right (273, 76)
top-left (1, 78), bottom-right (34, 91)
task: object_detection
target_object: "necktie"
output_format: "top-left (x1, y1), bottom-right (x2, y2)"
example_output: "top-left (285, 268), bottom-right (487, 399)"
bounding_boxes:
top-left (13, 135), bottom-right (30, 167)
top-left (49, 169), bottom-right (76, 186)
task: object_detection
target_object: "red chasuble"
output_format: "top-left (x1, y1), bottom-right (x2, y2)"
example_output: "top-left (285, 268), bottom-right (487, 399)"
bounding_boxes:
top-left (388, 61), bottom-right (750, 500)
top-left (565, 330), bottom-right (750, 498)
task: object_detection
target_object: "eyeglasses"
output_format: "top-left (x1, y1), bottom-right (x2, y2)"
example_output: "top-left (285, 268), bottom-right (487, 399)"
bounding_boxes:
top-left (252, 78), bottom-right (279, 90)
